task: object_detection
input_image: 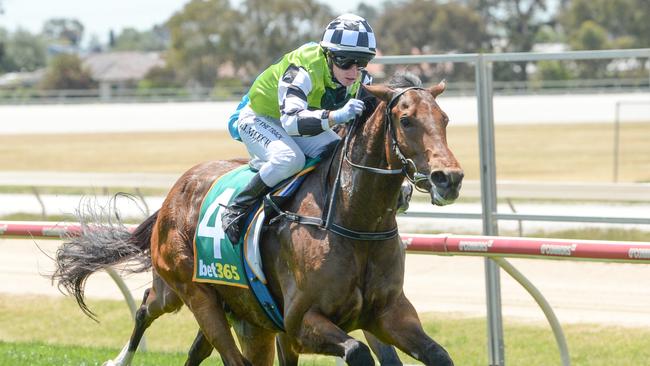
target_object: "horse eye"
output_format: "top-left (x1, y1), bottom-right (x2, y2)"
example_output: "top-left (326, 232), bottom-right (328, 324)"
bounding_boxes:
top-left (399, 115), bottom-right (410, 127)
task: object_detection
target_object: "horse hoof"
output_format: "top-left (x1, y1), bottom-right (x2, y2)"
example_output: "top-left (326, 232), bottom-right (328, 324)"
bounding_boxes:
top-left (421, 348), bottom-right (454, 365)
top-left (344, 341), bottom-right (374, 366)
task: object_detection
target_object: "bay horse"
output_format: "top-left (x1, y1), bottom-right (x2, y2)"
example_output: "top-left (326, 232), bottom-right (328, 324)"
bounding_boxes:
top-left (53, 73), bottom-right (463, 365)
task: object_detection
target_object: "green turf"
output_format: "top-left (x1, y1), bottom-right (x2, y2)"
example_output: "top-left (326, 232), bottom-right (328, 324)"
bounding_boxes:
top-left (0, 341), bottom-right (198, 366)
top-left (1, 294), bottom-right (650, 365)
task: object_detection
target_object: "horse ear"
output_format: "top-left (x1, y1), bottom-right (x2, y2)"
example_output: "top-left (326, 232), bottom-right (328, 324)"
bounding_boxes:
top-left (429, 80), bottom-right (446, 98)
top-left (364, 84), bottom-right (395, 102)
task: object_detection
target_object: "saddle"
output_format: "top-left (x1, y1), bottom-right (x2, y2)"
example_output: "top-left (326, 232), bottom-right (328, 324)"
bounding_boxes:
top-left (192, 159), bottom-right (320, 330)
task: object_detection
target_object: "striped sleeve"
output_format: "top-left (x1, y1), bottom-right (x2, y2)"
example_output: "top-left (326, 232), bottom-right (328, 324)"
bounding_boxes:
top-left (278, 65), bottom-right (329, 136)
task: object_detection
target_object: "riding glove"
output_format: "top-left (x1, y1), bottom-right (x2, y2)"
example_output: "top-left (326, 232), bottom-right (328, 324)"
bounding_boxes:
top-left (330, 98), bottom-right (365, 124)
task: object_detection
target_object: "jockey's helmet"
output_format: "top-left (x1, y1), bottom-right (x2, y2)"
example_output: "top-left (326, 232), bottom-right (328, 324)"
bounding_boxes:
top-left (320, 13), bottom-right (376, 68)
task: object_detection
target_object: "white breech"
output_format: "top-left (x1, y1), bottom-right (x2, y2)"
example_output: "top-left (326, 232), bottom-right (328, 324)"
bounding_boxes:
top-left (237, 106), bottom-right (340, 187)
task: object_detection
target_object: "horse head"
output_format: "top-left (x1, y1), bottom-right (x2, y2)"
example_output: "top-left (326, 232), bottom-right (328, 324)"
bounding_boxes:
top-left (365, 81), bottom-right (464, 205)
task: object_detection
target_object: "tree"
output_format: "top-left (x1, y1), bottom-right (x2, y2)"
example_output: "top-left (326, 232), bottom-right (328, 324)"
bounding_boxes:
top-left (377, 1), bottom-right (486, 54)
top-left (5, 29), bottom-right (47, 72)
top-left (112, 26), bottom-right (169, 52)
top-left (354, 2), bottom-right (380, 26)
top-left (165, 0), bottom-right (242, 86)
top-left (464, 0), bottom-right (556, 81)
top-left (570, 20), bottom-right (608, 51)
top-left (0, 28), bottom-right (47, 73)
top-left (238, 0), bottom-right (333, 75)
top-left (42, 18), bottom-right (84, 47)
top-left (375, 0), bottom-right (487, 81)
top-left (462, 0), bottom-right (555, 51)
top-left (139, 65), bottom-right (179, 89)
top-left (560, 0), bottom-right (650, 48)
top-left (0, 27), bottom-right (10, 73)
top-left (40, 54), bottom-right (96, 89)
top-left (559, 0), bottom-right (650, 78)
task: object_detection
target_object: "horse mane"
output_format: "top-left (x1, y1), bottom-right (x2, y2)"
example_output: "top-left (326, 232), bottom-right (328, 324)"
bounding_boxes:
top-left (357, 71), bottom-right (423, 122)
top-left (387, 71), bottom-right (423, 88)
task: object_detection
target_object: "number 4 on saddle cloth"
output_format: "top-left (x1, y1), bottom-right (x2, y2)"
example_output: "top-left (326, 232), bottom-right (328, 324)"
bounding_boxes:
top-left (192, 158), bottom-right (320, 330)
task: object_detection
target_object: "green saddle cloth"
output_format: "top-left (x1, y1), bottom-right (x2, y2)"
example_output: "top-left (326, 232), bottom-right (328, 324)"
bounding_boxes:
top-left (192, 158), bottom-right (320, 288)
top-left (192, 165), bottom-right (254, 288)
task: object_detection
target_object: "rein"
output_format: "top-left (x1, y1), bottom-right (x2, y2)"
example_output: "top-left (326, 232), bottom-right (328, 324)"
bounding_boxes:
top-left (267, 86), bottom-right (429, 241)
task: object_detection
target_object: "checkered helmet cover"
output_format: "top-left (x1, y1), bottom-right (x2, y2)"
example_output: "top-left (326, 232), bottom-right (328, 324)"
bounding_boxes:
top-left (320, 13), bottom-right (376, 56)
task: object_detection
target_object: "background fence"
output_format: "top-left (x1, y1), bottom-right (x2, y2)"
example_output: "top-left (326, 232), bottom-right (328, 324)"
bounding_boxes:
top-left (1, 77), bottom-right (649, 105)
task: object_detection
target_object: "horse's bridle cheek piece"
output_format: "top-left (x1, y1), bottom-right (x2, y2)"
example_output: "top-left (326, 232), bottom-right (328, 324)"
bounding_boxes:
top-left (384, 87), bottom-right (432, 193)
top-left (344, 86), bottom-right (429, 179)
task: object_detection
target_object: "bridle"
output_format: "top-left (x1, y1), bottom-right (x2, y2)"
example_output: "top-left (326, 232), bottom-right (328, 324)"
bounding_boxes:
top-left (266, 86), bottom-right (436, 241)
top-left (321, 86), bottom-right (434, 240)
top-left (344, 86), bottom-right (432, 192)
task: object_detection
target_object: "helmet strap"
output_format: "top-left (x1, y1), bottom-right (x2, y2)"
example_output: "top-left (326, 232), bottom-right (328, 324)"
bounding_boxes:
top-left (323, 49), bottom-right (341, 85)
top-left (323, 48), bottom-right (334, 67)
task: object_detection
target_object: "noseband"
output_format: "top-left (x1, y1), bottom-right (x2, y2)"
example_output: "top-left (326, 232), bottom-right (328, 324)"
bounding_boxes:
top-left (344, 86), bottom-right (431, 192)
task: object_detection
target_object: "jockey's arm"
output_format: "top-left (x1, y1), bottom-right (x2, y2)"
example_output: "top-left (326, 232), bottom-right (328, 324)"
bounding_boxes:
top-left (278, 65), bottom-right (330, 137)
top-left (278, 65), bottom-right (371, 136)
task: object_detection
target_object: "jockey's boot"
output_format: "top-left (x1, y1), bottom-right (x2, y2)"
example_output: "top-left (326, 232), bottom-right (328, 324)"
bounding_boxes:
top-left (396, 182), bottom-right (414, 214)
top-left (222, 173), bottom-right (271, 244)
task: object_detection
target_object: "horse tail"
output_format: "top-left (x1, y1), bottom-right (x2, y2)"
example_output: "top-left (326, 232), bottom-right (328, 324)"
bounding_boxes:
top-left (52, 203), bottom-right (158, 321)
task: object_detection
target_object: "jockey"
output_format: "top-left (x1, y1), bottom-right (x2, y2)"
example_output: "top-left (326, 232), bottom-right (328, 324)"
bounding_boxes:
top-left (222, 13), bottom-right (409, 244)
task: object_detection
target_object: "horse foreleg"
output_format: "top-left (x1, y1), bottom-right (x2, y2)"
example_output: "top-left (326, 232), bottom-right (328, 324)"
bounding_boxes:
top-left (276, 333), bottom-right (299, 366)
top-left (289, 309), bottom-right (374, 365)
top-left (184, 318), bottom-right (276, 366)
top-left (185, 330), bottom-right (213, 366)
top-left (181, 283), bottom-right (251, 366)
top-left (104, 274), bottom-right (183, 366)
top-left (232, 319), bottom-right (276, 365)
top-left (363, 330), bottom-right (403, 366)
top-left (372, 294), bottom-right (453, 366)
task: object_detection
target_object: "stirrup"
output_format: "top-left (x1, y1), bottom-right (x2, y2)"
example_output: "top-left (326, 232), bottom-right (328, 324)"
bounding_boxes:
top-left (222, 209), bottom-right (247, 243)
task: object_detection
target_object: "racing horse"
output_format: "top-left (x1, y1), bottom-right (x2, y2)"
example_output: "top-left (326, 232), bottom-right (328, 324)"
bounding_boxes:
top-left (53, 73), bottom-right (463, 365)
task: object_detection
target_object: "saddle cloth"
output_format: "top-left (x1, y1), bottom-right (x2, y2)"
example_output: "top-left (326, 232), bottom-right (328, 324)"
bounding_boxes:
top-left (192, 160), bottom-right (319, 287)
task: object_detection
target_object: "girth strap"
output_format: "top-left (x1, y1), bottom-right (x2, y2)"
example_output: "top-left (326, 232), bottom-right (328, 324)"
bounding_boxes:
top-left (329, 223), bottom-right (399, 241)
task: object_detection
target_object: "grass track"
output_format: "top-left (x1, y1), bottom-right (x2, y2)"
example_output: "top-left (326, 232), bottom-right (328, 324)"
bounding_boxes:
top-left (0, 341), bottom-right (193, 366)
top-left (1, 294), bottom-right (650, 365)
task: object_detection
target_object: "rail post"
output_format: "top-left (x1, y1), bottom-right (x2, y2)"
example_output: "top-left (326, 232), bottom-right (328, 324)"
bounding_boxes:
top-left (613, 101), bottom-right (621, 182)
top-left (476, 54), bottom-right (505, 366)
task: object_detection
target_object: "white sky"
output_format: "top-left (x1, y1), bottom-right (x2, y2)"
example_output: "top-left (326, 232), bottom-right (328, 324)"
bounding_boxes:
top-left (0, 0), bottom-right (367, 44)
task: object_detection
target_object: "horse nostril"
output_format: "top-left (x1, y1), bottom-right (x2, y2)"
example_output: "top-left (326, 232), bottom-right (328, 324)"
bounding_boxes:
top-left (430, 170), bottom-right (450, 188)
top-left (431, 170), bottom-right (464, 189)
top-left (451, 170), bottom-right (464, 185)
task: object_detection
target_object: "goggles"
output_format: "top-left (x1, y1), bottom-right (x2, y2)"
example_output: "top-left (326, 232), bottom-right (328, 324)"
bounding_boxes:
top-left (331, 54), bottom-right (371, 70)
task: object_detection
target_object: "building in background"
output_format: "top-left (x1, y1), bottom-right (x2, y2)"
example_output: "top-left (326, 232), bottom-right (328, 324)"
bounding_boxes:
top-left (83, 51), bottom-right (165, 100)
